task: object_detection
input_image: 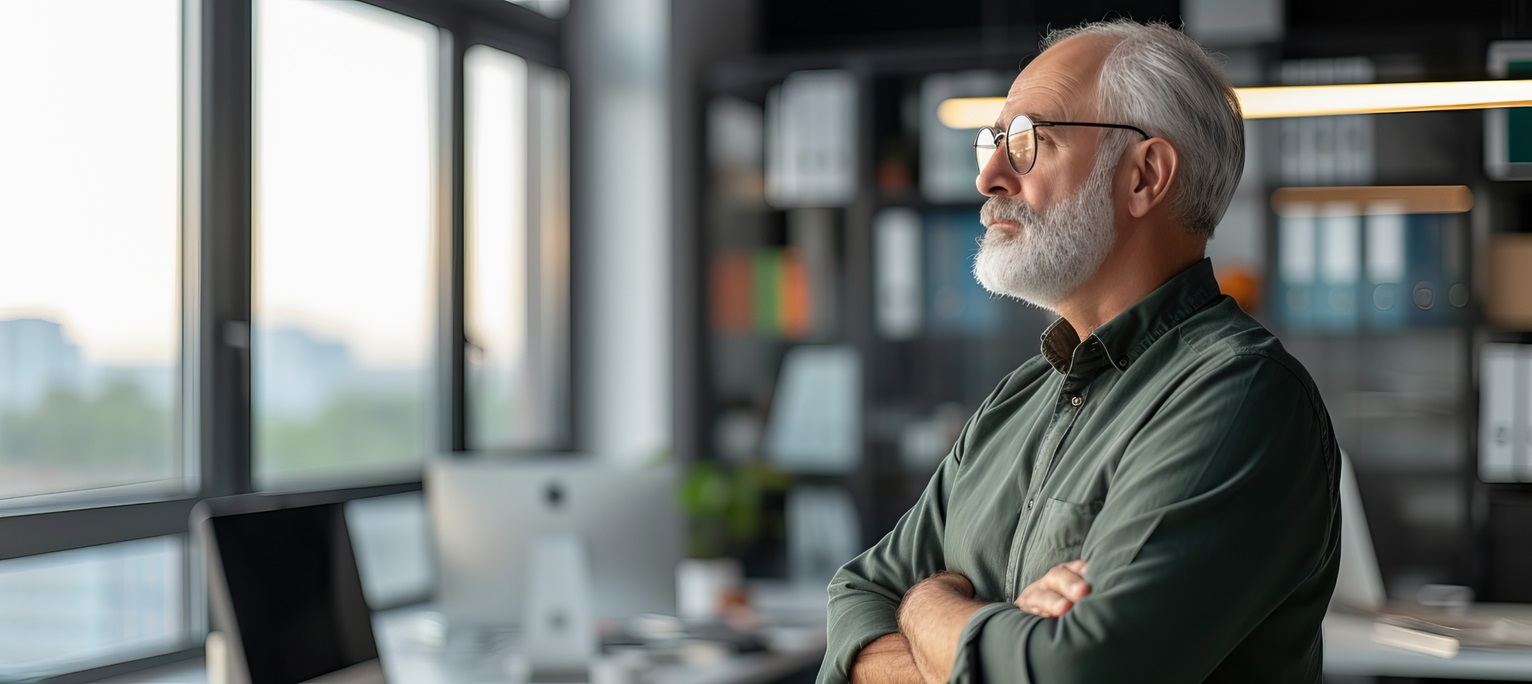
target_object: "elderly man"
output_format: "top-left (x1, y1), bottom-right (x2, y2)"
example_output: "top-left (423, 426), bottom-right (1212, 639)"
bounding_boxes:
top-left (818, 20), bottom-right (1341, 684)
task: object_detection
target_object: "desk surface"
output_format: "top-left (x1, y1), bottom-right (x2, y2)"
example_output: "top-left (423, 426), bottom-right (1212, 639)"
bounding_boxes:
top-left (100, 582), bottom-right (828, 684)
top-left (1324, 612), bottom-right (1532, 680)
top-left (380, 608), bottom-right (826, 684)
top-left (112, 603), bottom-right (1532, 683)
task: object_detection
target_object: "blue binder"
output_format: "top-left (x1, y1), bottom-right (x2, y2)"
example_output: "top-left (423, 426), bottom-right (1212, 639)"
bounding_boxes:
top-left (924, 209), bottom-right (999, 334)
top-left (1405, 214), bottom-right (1448, 327)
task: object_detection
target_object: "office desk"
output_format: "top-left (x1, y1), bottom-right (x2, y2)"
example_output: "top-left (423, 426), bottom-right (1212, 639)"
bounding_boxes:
top-left (122, 603), bottom-right (1532, 683)
top-left (1324, 612), bottom-right (1532, 680)
top-left (376, 608), bottom-right (826, 684)
top-left (102, 582), bottom-right (828, 684)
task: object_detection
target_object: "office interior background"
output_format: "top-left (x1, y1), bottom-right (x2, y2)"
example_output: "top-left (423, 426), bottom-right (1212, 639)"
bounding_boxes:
top-left (7, 0), bottom-right (1532, 681)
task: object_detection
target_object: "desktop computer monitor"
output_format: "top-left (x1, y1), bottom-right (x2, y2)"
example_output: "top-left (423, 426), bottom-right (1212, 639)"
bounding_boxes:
top-left (425, 455), bottom-right (683, 629)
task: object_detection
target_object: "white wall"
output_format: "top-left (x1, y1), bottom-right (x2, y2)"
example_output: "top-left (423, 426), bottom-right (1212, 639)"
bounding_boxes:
top-left (567, 0), bottom-right (673, 464)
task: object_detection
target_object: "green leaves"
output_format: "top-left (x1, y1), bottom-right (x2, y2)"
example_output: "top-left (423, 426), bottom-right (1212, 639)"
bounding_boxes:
top-left (678, 458), bottom-right (792, 559)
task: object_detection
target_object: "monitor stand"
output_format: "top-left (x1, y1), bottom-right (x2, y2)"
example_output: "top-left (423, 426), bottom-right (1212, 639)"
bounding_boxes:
top-left (524, 533), bottom-right (597, 682)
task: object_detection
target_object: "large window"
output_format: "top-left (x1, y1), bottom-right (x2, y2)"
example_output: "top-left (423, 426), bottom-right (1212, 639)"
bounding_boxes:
top-left (465, 45), bottom-right (571, 450)
top-left (0, 0), bottom-right (184, 502)
top-left (0, 0), bottom-right (568, 679)
top-left (0, 537), bottom-right (190, 679)
top-left (253, 0), bottom-right (439, 486)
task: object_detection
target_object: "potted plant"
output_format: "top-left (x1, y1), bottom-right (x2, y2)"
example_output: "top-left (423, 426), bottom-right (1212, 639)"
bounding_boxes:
top-left (675, 457), bottom-right (792, 620)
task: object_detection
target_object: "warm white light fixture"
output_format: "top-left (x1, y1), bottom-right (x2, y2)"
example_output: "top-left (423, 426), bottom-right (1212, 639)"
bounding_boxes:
top-left (1238, 80), bottom-right (1532, 119)
top-left (935, 98), bottom-right (1005, 129)
top-left (937, 79), bottom-right (1532, 128)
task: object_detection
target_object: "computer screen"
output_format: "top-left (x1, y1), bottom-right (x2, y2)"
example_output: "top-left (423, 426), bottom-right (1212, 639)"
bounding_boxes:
top-left (427, 456), bottom-right (683, 628)
top-left (205, 501), bottom-right (379, 684)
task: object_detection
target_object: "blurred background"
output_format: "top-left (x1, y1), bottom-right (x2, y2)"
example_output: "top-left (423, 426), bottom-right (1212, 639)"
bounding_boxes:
top-left (5, 0), bottom-right (1532, 682)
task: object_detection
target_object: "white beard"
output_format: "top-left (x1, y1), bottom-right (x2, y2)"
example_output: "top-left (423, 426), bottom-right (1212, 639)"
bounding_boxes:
top-left (972, 152), bottom-right (1119, 311)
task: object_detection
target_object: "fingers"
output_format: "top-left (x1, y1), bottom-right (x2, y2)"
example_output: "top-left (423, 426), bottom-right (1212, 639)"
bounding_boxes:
top-left (1049, 562), bottom-right (1091, 601)
top-left (1013, 561), bottom-right (1092, 617)
top-left (1015, 587), bottom-right (1075, 617)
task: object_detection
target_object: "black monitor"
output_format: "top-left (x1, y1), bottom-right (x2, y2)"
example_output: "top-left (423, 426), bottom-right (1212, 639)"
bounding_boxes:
top-left (194, 493), bottom-right (381, 684)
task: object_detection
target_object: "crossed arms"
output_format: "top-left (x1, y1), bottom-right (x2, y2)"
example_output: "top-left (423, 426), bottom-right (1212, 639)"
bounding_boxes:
top-left (851, 563), bottom-right (1091, 683)
top-left (817, 356), bottom-right (1338, 684)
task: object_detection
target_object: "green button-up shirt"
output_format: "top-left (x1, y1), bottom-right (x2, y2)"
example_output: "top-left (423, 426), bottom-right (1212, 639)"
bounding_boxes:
top-left (818, 259), bottom-right (1341, 683)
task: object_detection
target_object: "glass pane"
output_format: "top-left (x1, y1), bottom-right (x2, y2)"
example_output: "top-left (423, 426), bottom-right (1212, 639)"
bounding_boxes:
top-left (0, 537), bottom-right (187, 680)
top-left (254, 0), bottom-right (438, 486)
top-left (465, 46), bottom-right (571, 450)
top-left (0, 0), bottom-right (184, 502)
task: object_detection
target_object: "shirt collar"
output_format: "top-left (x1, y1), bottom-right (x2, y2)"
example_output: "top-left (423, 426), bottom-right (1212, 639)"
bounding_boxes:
top-left (1039, 258), bottom-right (1224, 375)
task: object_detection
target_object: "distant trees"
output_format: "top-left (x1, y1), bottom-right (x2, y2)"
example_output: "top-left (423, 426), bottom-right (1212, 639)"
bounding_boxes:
top-left (0, 381), bottom-right (172, 497)
top-left (258, 391), bottom-right (422, 478)
top-left (0, 381), bottom-right (421, 498)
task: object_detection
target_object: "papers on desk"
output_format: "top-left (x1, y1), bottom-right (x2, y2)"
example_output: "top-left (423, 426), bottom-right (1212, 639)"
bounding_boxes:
top-left (1368, 611), bottom-right (1532, 658)
top-left (1373, 620), bottom-right (1460, 659)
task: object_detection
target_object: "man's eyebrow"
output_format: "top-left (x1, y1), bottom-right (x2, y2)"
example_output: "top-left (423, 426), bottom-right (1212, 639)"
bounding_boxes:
top-left (992, 111), bottom-right (1050, 130)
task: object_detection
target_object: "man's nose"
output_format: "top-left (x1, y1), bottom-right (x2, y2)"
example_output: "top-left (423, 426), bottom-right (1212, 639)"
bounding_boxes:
top-left (977, 147), bottom-right (1021, 197)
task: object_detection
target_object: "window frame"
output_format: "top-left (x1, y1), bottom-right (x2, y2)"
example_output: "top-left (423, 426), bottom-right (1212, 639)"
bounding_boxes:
top-left (0, 0), bottom-right (570, 680)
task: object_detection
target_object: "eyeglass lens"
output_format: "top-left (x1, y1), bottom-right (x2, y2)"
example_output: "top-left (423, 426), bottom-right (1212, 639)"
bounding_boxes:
top-left (973, 116), bottom-right (1038, 175)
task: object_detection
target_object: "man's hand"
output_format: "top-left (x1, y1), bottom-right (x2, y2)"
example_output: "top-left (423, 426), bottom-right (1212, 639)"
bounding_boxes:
top-left (899, 572), bottom-right (985, 684)
top-left (1014, 560), bottom-right (1091, 618)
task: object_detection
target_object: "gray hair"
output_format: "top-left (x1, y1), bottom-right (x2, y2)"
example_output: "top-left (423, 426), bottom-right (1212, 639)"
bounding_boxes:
top-left (1041, 20), bottom-right (1244, 240)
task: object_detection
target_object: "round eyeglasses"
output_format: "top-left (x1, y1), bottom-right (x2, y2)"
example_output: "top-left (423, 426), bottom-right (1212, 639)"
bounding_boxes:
top-left (975, 114), bottom-right (1151, 175)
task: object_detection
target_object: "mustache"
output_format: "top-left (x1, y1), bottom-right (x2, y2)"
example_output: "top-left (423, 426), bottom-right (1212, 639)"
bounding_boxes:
top-left (980, 196), bottom-right (1037, 227)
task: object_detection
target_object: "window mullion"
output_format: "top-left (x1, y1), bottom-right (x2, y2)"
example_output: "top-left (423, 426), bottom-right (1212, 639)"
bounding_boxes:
top-left (439, 27), bottom-right (469, 453)
top-left (0, 499), bottom-right (197, 562)
top-left (198, 0), bottom-right (255, 499)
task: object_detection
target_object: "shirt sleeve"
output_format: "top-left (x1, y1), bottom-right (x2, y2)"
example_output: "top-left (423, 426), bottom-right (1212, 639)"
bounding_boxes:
top-left (948, 353), bottom-right (1340, 684)
top-left (815, 372), bottom-right (1015, 684)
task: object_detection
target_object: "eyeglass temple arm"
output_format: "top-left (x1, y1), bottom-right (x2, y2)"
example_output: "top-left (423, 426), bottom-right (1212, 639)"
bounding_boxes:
top-left (1035, 121), bottom-right (1151, 139)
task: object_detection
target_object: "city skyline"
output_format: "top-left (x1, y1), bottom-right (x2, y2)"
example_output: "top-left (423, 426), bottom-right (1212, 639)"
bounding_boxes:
top-left (0, 313), bottom-right (447, 500)
top-left (0, 316), bottom-right (437, 415)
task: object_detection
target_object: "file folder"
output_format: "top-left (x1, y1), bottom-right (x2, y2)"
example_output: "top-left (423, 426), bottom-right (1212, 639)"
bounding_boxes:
top-left (1363, 207), bottom-right (1408, 331)
top-left (1481, 344), bottom-right (1520, 483)
top-left (1317, 207), bottom-right (1361, 332)
top-left (1276, 210), bottom-right (1318, 331)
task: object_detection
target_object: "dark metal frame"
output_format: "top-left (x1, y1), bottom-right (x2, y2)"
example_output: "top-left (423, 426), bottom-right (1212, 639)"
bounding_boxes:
top-left (977, 115), bottom-right (1153, 176)
top-left (2, 0), bottom-right (569, 681)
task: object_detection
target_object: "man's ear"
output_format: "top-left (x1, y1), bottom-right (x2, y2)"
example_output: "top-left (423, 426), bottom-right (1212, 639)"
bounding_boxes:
top-left (1125, 137), bottom-right (1179, 219)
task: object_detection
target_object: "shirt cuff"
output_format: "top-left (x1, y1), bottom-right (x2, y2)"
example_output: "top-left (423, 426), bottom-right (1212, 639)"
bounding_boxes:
top-left (948, 603), bottom-right (1043, 684)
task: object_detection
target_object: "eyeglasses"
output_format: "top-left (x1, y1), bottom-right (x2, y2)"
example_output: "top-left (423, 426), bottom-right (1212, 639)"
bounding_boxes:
top-left (975, 114), bottom-right (1150, 175)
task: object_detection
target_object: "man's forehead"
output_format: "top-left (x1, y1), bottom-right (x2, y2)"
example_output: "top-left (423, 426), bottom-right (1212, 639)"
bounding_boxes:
top-left (994, 77), bottom-right (1077, 127)
top-left (993, 35), bottom-right (1111, 126)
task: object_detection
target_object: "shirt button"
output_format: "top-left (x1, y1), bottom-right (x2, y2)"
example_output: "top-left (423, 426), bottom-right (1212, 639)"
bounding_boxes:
top-left (1070, 395), bottom-right (1083, 407)
top-left (1026, 499), bottom-right (1035, 510)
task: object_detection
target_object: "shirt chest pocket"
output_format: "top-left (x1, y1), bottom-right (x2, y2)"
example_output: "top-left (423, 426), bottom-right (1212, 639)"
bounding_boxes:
top-left (1018, 497), bottom-right (1102, 590)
